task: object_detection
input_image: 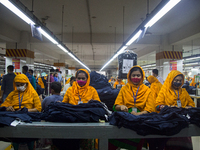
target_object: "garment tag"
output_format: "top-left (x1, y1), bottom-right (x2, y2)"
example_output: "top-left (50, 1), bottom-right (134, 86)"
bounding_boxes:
top-left (177, 100), bottom-right (182, 107)
top-left (10, 119), bottom-right (21, 126)
top-left (132, 107), bottom-right (137, 113)
top-left (78, 101), bottom-right (83, 104)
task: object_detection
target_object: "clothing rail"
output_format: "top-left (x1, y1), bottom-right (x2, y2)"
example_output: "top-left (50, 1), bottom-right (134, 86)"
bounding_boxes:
top-left (0, 122), bottom-right (200, 150)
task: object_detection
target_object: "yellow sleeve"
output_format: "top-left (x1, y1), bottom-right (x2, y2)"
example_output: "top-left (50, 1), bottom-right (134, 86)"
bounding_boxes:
top-left (144, 91), bottom-right (156, 113)
top-left (113, 82), bottom-right (117, 88)
top-left (62, 87), bottom-right (71, 103)
top-left (33, 91), bottom-right (42, 112)
top-left (184, 89), bottom-right (195, 107)
top-left (156, 90), bottom-right (166, 107)
top-left (91, 87), bottom-right (101, 101)
top-left (114, 88), bottom-right (124, 106)
top-left (1, 91), bottom-right (14, 107)
top-left (122, 82), bottom-right (125, 85)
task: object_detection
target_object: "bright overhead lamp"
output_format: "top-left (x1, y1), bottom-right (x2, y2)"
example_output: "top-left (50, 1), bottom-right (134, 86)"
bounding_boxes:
top-left (145, 0), bottom-right (181, 28)
top-left (68, 52), bottom-right (91, 72)
top-left (38, 28), bottom-right (58, 44)
top-left (185, 63), bottom-right (198, 66)
top-left (57, 44), bottom-right (69, 53)
top-left (185, 56), bottom-right (200, 61)
top-left (0, 0), bottom-right (35, 25)
top-left (100, 46), bottom-right (128, 71)
top-left (126, 30), bottom-right (142, 46)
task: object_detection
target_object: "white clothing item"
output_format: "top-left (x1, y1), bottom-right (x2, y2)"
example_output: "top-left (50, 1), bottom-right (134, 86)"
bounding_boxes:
top-left (157, 76), bottom-right (164, 84)
top-left (60, 84), bottom-right (70, 96)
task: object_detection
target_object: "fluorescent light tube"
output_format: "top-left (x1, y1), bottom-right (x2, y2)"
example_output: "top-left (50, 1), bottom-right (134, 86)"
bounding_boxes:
top-left (117, 46), bottom-right (128, 55)
top-left (126, 30), bottom-right (142, 46)
top-left (145, 0), bottom-right (181, 28)
top-left (57, 44), bottom-right (69, 53)
top-left (185, 63), bottom-right (198, 66)
top-left (38, 28), bottom-right (58, 44)
top-left (185, 57), bottom-right (200, 61)
top-left (0, 0), bottom-right (35, 25)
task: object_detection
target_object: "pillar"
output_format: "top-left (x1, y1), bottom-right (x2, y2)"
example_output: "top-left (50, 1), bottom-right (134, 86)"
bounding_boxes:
top-left (156, 35), bottom-right (183, 80)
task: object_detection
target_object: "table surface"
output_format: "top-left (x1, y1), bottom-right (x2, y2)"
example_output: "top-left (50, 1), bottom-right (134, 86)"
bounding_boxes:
top-left (0, 122), bottom-right (200, 139)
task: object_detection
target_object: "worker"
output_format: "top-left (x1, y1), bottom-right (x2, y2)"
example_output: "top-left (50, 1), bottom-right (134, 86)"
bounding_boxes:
top-left (113, 77), bottom-right (125, 89)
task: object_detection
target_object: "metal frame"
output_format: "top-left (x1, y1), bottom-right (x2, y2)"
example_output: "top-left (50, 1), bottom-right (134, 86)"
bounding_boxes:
top-left (0, 122), bottom-right (200, 150)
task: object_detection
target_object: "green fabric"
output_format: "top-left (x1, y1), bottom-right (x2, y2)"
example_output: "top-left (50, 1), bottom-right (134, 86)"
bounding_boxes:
top-left (113, 105), bottom-right (141, 113)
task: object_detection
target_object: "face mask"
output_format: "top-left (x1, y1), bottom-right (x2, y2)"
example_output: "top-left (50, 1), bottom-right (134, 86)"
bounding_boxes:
top-left (131, 78), bottom-right (141, 83)
top-left (173, 82), bottom-right (182, 88)
top-left (77, 80), bottom-right (87, 86)
top-left (17, 84), bottom-right (27, 92)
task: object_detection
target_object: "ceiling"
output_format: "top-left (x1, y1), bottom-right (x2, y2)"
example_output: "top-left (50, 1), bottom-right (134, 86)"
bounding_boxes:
top-left (0, 0), bottom-right (200, 71)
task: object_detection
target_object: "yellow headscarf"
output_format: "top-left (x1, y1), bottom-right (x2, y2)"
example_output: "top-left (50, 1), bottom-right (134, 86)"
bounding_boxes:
top-left (14, 74), bottom-right (35, 95)
top-left (66, 78), bottom-right (71, 84)
top-left (156, 70), bottom-right (195, 107)
top-left (147, 75), bottom-right (162, 101)
top-left (190, 75), bottom-right (196, 86)
top-left (71, 69), bottom-right (91, 101)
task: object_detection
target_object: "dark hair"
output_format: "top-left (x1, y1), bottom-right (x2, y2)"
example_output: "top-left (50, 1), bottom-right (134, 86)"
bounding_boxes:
top-left (76, 70), bottom-right (88, 79)
top-left (53, 73), bottom-right (57, 77)
top-left (29, 69), bottom-right (33, 74)
top-left (129, 67), bottom-right (143, 79)
top-left (22, 66), bottom-right (28, 72)
top-left (7, 65), bottom-right (14, 71)
top-left (70, 76), bottom-right (76, 82)
top-left (56, 69), bottom-right (59, 72)
top-left (51, 82), bottom-right (61, 93)
top-left (174, 74), bottom-right (184, 79)
top-left (152, 69), bottom-right (158, 75)
top-left (50, 69), bottom-right (55, 73)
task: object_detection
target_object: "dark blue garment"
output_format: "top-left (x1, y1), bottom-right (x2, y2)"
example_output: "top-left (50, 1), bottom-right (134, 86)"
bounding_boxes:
top-left (25, 72), bottom-right (32, 83)
top-left (42, 94), bottom-right (63, 110)
top-left (90, 71), bottom-right (111, 89)
top-left (54, 77), bottom-right (58, 82)
top-left (89, 71), bottom-right (120, 111)
top-left (1, 72), bottom-right (16, 96)
top-left (109, 109), bottom-right (189, 136)
top-left (41, 100), bottom-right (108, 122)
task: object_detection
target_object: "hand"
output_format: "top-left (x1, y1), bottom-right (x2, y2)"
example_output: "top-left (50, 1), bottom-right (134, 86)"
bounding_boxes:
top-left (6, 106), bottom-right (15, 111)
top-left (131, 111), bottom-right (137, 115)
top-left (120, 105), bottom-right (128, 112)
top-left (185, 106), bottom-right (192, 109)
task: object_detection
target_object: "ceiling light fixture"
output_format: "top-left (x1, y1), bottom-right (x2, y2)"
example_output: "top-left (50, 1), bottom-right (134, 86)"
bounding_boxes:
top-left (185, 63), bottom-right (198, 66)
top-left (0, 0), bottom-right (35, 25)
top-left (144, 0), bottom-right (181, 28)
top-left (185, 56), bottom-right (200, 61)
top-left (38, 28), bottom-right (58, 44)
top-left (0, 0), bottom-right (91, 71)
top-left (100, 0), bottom-right (181, 71)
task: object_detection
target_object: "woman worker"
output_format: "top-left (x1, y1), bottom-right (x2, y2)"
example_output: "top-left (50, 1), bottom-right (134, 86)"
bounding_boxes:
top-left (156, 70), bottom-right (195, 150)
top-left (110, 65), bottom-right (155, 150)
top-left (61, 69), bottom-right (101, 150)
top-left (113, 77), bottom-right (125, 89)
top-left (1, 74), bottom-right (42, 150)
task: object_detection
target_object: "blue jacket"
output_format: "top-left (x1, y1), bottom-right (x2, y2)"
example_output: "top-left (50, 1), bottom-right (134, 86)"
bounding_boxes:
top-left (25, 72), bottom-right (32, 84)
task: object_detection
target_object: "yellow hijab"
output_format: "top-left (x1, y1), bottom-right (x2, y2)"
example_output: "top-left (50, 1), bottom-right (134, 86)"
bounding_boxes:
top-left (14, 74), bottom-right (35, 95)
top-left (147, 75), bottom-right (162, 99)
top-left (190, 75), bottom-right (196, 86)
top-left (71, 69), bottom-right (90, 101)
top-left (156, 70), bottom-right (195, 107)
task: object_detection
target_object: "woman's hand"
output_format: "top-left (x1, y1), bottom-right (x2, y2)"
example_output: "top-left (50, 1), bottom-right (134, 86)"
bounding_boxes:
top-left (131, 111), bottom-right (148, 116)
top-left (185, 106), bottom-right (192, 109)
top-left (120, 105), bottom-right (128, 112)
top-left (6, 106), bottom-right (15, 111)
top-left (28, 108), bottom-right (38, 112)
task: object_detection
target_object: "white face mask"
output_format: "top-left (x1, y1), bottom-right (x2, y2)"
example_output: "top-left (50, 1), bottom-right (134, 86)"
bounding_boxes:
top-left (17, 84), bottom-right (27, 92)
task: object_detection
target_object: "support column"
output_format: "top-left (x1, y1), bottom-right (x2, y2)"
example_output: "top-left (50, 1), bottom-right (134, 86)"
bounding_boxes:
top-left (156, 35), bottom-right (183, 80)
top-left (6, 31), bottom-right (35, 73)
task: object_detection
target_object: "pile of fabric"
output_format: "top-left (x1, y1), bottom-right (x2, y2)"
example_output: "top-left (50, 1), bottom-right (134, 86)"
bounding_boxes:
top-left (109, 106), bottom-right (200, 136)
top-left (41, 100), bottom-right (110, 122)
top-left (90, 71), bottom-right (120, 111)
